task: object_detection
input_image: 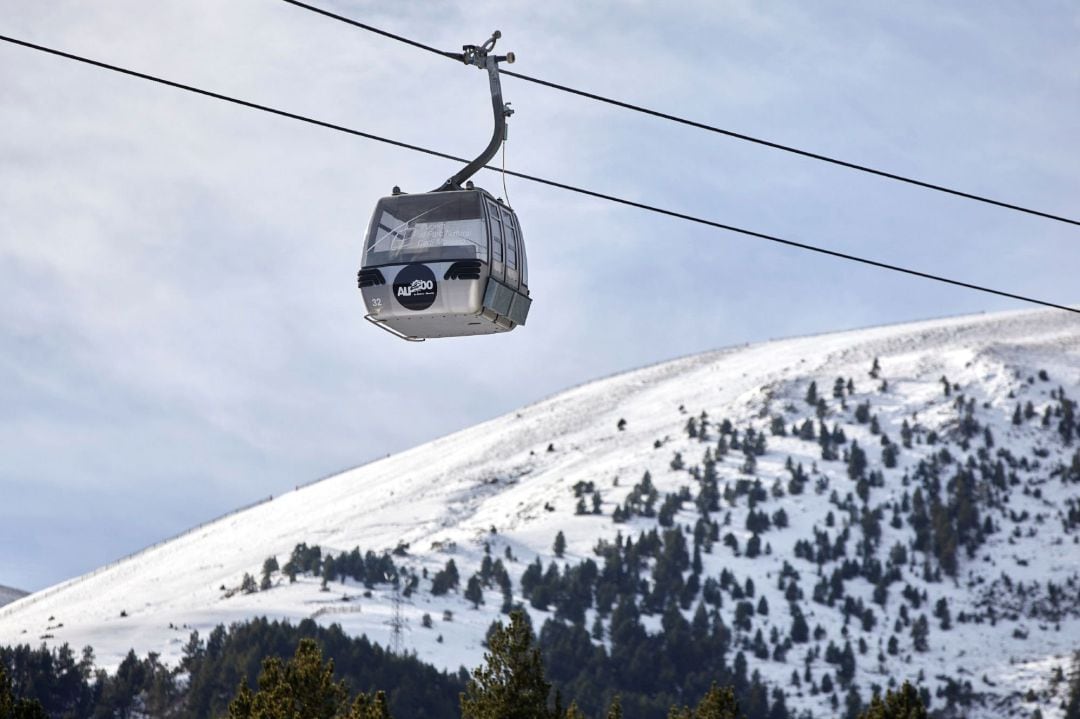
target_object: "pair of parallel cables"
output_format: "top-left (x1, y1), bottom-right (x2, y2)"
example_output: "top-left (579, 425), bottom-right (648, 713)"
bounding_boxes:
top-left (0, 1), bottom-right (1075, 313)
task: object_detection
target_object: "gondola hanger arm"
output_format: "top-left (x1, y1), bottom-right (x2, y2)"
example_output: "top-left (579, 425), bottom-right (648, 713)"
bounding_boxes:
top-left (436, 31), bottom-right (515, 192)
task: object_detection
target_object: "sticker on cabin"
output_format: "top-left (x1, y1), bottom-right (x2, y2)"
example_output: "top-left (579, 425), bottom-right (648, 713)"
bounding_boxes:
top-left (394, 263), bottom-right (438, 310)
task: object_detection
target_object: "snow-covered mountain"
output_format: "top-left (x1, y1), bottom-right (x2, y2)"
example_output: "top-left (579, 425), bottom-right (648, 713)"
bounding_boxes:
top-left (2, 308), bottom-right (1078, 718)
top-left (0, 586), bottom-right (27, 608)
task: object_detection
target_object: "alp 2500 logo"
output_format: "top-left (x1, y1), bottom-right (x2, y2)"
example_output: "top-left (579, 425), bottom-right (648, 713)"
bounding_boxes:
top-left (393, 263), bottom-right (438, 311)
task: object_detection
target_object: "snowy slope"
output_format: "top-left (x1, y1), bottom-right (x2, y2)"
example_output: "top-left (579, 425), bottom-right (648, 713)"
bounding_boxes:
top-left (2, 308), bottom-right (1078, 718)
top-left (0, 586), bottom-right (27, 608)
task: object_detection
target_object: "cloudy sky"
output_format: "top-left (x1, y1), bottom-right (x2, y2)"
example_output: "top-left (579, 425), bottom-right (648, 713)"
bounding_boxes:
top-left (1, 1), bottom-right (1077, 591)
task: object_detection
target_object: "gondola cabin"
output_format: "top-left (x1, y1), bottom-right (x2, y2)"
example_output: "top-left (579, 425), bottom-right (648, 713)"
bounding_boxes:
top-left (358, 187), bottom-right (531, 340)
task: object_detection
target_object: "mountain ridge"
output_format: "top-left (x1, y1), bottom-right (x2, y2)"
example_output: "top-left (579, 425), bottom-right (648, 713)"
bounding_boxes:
top-left (3, 307), bottom-right (1078, 718)
top-left (0, 586), bottom-right (27, 609)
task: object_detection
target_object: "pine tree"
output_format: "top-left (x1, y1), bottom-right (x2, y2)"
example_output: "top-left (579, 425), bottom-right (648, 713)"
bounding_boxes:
top-left (848, 441), bottom-right (867, 479)
top-left (882, 443), bottom-right (898, 469)
top-left (855, 402), bottom-right (872, 423)
top-left (261, 556), bottom-right (280, 591)
top-left (790, 605), bottom-right (809, 643)
top-left (1065, 651), bottom-right (1080, 719)
top-left (347, 691), bottom-right (393, 719)
top-left (553, 531), bottom-right (567, 558)
top-left (564, 702), bottom-right (586, 719)
top-left (432, 559), bottom-right (461, 595)
top-left (844, 686), bottom-right (863, 718)
top-left (0, 667), bottom-right (48, 719)
top-left (228, 638), bottom-right (352, 719)
top-left (900, 419), bottom-right (913, 448)
top-left (816, 398), bottom-right (828, 419)
top-left (856, 681), bottom-right (928, 718)
top-left (466, 575), bottom-right (485, 609)
top-left (693, 682), bottom-right (740, 719)
top-left (934, 597), bottom-right (951, 630)
top-left (911, 614), bottom-right (930, 652)
top-left (460, 611), bottom-right (554, 719)
top-left (591, 614), bottom-right (605, 640)
top-left (0, 668), bottom-right (9, 719)
top-left (321, 556), bottom-right (336, 589)
top-left (745, 534), bottom-right (761, 558)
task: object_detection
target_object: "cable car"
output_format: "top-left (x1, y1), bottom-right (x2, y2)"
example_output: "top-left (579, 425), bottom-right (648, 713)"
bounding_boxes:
top-left (358, 32), bottom-right (530, 341)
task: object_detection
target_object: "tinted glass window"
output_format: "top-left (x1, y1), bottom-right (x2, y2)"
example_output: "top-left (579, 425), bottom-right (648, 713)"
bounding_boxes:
top-left (501, 208), bottom-right (517, 270)
top-left (364, 192), bottom-right (487, 265)
top-left (487, 201), bottom-right (503, 264)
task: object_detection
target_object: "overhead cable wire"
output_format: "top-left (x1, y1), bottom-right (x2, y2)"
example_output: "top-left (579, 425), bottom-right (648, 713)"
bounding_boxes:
top-left (279, 0), bottom-right (1080, 229)
top-left (0, 33), bottom-right (1076, 316)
